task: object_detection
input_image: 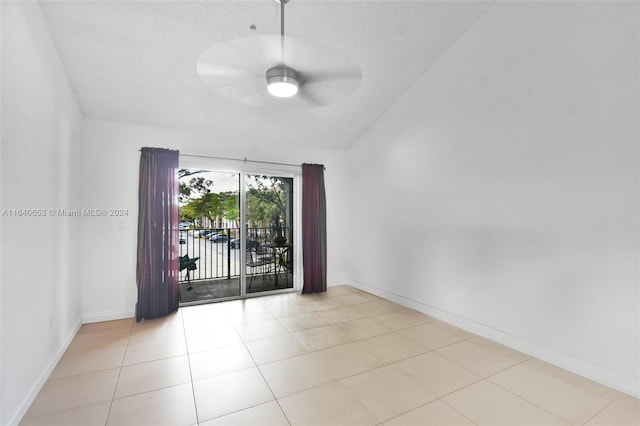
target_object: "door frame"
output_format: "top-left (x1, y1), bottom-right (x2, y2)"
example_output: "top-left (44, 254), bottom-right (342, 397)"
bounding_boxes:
top-left (179, 154), bottom-right (302, 300)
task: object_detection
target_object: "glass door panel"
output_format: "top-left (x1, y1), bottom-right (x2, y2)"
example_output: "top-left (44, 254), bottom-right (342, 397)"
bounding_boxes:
top-left (245, 174), bottom-right (294, 294)
top-left (178, 169), bottom-right (241, 304)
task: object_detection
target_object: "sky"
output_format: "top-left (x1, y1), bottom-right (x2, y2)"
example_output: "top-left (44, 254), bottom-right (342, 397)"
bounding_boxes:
top-left (180, 169), bottom-right (279, 196)
top-left (182, 170), bottom-right (239, 194)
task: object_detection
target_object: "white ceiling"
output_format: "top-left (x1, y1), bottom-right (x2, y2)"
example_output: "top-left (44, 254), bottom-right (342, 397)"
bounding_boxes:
top-left (39, 0), bottom-right (492, 149)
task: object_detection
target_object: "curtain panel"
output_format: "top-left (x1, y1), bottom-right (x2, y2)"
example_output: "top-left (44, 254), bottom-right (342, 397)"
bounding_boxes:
top-left (301, 163), bottom-right (327, 294)
top-left (136, 147), bottom-right (180, 321)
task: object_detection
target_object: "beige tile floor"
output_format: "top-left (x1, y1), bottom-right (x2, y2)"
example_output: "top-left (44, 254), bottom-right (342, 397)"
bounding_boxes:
top-left (21, 285), bottom-right (640, 426)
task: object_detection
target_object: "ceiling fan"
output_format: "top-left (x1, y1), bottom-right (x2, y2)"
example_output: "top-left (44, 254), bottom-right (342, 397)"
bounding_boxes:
top-left (196, 0), bottom-right (362, 108)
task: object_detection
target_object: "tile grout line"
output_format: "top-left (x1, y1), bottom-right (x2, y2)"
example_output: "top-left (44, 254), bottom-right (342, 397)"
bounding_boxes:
top-left (179, 309), bottom-right (203, 425)
top-left (255, 358), bottom-right (294, 426)
top-left (439, 397), bottom-right (481, 425)
top-left (487, 377), bottom-right (575, 425)
top-left (579, 400), bottom-right (617, 425)
top-left (103, 319), bottom-right (135, 426)
top-left (483, 360), bottom-right (618, 425)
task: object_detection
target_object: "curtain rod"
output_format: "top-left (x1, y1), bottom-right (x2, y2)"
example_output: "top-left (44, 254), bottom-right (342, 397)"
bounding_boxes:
top-left (139, 150), bottom-right (325, 169)
top-left (179, 153), bottom-right (304, 168)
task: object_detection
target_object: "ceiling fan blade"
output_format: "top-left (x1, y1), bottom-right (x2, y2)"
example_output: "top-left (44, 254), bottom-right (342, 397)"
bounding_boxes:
top-left (296, 89), bottom-right (323, 107)
top-left (197, 63), bottom-right (264, 98)
top-left (197, 35), bottom-right (280, 76)
top-left (215, 80), bottom-right (265, 103)
top-left (300, 76), bottom-right (360, 107)
top-left (225, 34), bottom-right (284, 70)
top-left (196, 63), bottom-right (260, 79)
top-left (295, 66), bottom-right (361, 106)
top-left (301, 68), bottom-right (362, 85)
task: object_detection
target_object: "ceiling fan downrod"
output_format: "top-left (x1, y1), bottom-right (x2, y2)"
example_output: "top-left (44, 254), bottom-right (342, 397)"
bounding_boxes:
top-left (279, 0), bottom-right (287, 63)
top-left (267, 0), bottom-right (298, 98)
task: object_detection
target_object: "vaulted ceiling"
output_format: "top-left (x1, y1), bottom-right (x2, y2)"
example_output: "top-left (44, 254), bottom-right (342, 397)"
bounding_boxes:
top-left (40, 1), bottom-right (492, 149)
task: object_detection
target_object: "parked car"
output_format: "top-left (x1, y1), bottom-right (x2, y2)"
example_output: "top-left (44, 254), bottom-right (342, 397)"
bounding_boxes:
top-left (209, 233), bottom-right (229, 243)
top-left (198, 229), bottom-right (214, 238)
top-left (179, 221), bottom-right (192, 230)
top-left (229, 238), bottom-right (259, 249)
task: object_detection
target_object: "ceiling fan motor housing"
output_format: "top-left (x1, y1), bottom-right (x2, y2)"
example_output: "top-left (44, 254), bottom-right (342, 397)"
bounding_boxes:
top-left (266, 66), bottom-right (300, 85)
top-left (266, 66), bottom-right (300, 97)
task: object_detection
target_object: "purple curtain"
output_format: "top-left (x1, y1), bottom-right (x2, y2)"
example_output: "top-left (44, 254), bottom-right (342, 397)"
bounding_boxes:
top-left (136, 147), bottom-right (180, 321)
top-left (302, 163), bottom-right (327, 294)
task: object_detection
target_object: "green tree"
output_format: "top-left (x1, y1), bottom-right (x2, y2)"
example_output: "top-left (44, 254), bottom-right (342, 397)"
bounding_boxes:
top-left (246, 176), bottom-right (292, 242)
top-left (179, 196), bottom-right (210, 224)
top-left (180, 191), bottom-right (239, 228)
top-left (246, 176), bottom-right (287, 219)
top-left (179, 202), bottom-right (201, 223)
top-left (179, 169), bottom-right (213, 203)
top-left (246, 188), bottom-right (275, 227)
top-left (222, 192), bottom-right (239, 227)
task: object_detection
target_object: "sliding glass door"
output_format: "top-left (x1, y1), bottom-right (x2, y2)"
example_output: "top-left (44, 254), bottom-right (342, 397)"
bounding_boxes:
top-left (178, 167), bottom-right (296, 304)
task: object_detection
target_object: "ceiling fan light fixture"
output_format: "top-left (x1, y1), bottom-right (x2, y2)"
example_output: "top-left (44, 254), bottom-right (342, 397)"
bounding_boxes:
top-left (266, 66), bottom-right (299, 98)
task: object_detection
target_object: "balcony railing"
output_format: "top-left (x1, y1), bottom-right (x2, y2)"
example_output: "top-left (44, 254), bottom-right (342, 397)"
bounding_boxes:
top-left (178, 227), bottom-right (284, 282)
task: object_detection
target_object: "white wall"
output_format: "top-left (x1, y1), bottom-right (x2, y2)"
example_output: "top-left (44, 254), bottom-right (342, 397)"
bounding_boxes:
top-left (79, 119), bottom-right (350, 321)
top-left (345, 2), bottom-right (639, 396)
top-left (0, 2), bottom-right (84, 424)
top-left (1, 2), bottom-right (636, 423)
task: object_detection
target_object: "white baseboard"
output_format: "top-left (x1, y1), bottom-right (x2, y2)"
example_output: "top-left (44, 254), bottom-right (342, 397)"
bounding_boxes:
top-left (8, 315), bottom-right (83, 426)
top-left (82, 308), bottom-right (135, 324)
top-left (347, 280), bottom-right (640, 399)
